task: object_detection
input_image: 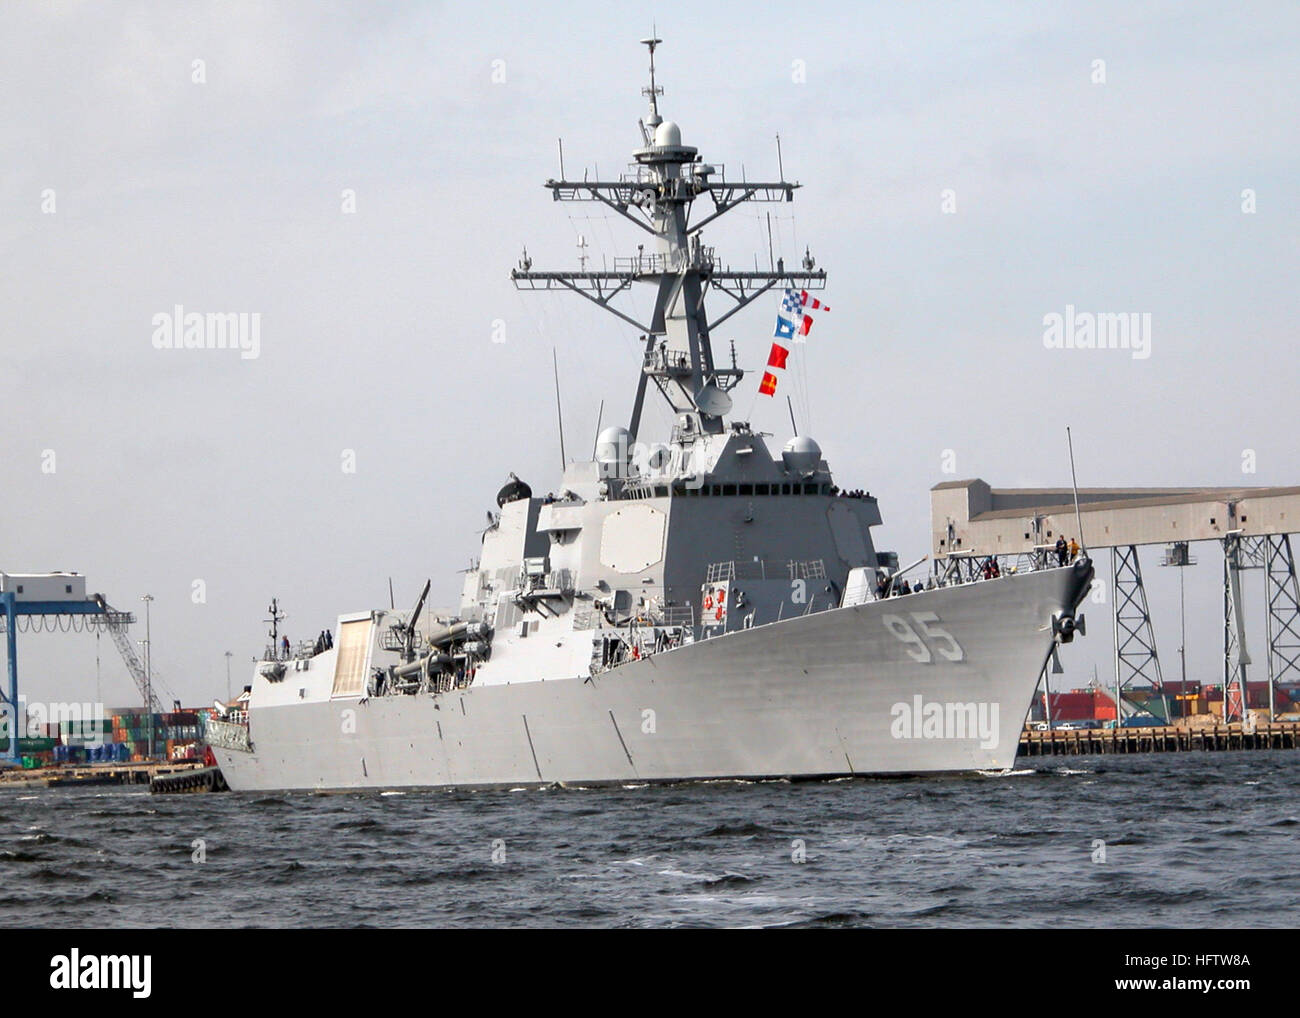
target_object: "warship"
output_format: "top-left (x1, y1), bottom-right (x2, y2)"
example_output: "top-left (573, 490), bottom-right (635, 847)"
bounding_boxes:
top-left (208, 39), bottom-right (1094, 791)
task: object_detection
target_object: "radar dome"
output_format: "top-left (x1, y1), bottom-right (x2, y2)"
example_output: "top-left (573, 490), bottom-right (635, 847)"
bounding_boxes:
top-left (595, 426), bottom-right (632, 479)
top-left (781, 436), bottom-right (822, 478)
top-left (654, 120), bottom-right (682, 147)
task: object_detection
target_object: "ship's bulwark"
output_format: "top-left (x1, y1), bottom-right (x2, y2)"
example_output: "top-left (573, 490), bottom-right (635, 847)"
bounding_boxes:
top-left (213, 562), bottom-right (1092, 792)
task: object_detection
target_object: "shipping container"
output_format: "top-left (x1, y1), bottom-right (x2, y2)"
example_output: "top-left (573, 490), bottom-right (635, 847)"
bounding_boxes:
top-left (1046, 689), bottom-right (1118, 722)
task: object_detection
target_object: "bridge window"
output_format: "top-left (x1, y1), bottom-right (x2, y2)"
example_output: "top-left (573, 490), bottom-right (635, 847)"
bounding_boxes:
top-left (781, 484), bottom-right (791, 495)
top-left (722, 484), bottom-right (736, 496)
top-left (756, 484), bottom-right (770, 495)
top-left (738, 484), bottom-right (753, 496)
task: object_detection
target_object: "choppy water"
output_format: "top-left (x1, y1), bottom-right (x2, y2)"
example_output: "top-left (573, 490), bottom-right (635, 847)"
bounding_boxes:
top-left (2, 752), bottom-right (1296, 928)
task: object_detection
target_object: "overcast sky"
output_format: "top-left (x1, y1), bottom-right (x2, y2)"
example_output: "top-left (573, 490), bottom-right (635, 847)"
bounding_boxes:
top-left (2, 1), bottom-right (1297, 709)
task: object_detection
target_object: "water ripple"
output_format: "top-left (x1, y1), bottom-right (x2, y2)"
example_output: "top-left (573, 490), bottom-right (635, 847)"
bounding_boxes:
top-left (0, 751), bottom-right (1295, 927)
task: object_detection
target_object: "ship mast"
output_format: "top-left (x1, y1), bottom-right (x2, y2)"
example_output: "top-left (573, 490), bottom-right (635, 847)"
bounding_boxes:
top-left (511, 38), bottom-right (826, 444)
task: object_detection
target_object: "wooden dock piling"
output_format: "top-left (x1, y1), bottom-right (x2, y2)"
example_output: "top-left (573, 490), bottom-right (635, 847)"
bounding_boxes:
top-left (0, 760), bottom-right (213, 790)
top-left (1019, 721), bottom-right (1300, 756)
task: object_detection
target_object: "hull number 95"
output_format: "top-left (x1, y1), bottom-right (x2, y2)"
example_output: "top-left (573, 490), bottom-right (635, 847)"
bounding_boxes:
top-left (882, 611), bottom-right (964, 663)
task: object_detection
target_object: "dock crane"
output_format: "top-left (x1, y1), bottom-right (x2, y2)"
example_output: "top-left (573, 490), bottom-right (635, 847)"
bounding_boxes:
top-left (90, 595), bottom-right (165, 714)
top-left (1, 574), bottom-right (171, 762)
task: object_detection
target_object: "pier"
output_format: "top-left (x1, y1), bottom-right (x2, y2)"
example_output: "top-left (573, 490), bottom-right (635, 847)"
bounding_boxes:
top-left (1019, 721), bottom-right (1300, 756)
top-left (0, 760), bottom-right (208, 790)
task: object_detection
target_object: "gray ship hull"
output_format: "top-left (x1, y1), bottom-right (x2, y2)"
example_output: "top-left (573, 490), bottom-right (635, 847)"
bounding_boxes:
top-left (213, 563), bottom-right (1091, 792)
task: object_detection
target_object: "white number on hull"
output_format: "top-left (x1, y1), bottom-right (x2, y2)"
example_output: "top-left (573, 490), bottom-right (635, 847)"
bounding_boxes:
top-left (882, 614), bottom-right (931, 662)
top-left (882, 612), bottom-right (965, 663)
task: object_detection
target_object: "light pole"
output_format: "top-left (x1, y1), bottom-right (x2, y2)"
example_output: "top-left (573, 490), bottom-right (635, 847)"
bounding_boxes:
top-left (141, 594), bottom-right (154, 758)
top-left (1160, 542), bottom-right (1195, 725)
top-left (1179, 566), bottom-right (1187, 685)
top-left (224, 651), bottom-right (233, 703)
